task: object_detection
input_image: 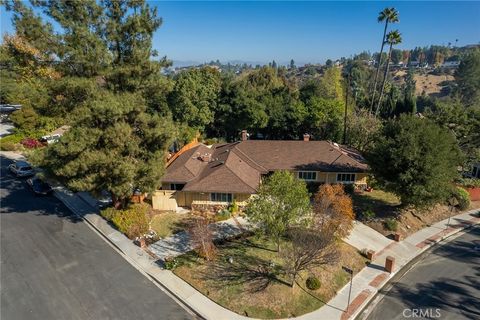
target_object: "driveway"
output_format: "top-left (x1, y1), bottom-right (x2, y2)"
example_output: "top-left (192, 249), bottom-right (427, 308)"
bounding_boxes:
top-left (0, 157), bottom-right (194, 320)
top-left (366, 225), bottom-right (480, 320)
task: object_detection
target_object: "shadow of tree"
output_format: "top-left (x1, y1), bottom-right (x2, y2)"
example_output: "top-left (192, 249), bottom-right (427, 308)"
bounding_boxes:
top-left (200, 242), bottom-right (290, 293)
top-left (0, 156), bottom-right (82, 224)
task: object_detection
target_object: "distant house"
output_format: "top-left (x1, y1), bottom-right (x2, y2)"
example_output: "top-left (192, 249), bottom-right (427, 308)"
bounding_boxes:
top-left (441, 61), bottom-right (460, 68)
top-left (155, 132), bottom-right (369, 210)
top-left (40, 125), bottom-right (70, 144)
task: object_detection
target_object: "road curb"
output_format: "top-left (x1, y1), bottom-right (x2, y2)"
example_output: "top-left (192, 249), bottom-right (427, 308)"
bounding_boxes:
top-left (354, 214), bottom-right (480, 320)
top-left (51, 189), bottom-right (203, 319)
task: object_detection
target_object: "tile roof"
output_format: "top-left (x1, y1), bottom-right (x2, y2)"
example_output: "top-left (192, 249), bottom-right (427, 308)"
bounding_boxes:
top-left (162, 140), bottom-right (368, 193)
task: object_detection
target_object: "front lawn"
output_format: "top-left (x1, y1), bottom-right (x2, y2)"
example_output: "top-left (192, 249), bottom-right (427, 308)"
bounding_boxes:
top-left (352, 189), bottom-right (401, 219)
top-left (173, 236), bottom-right (366, 319)
top-left (149, 212), bottom-right (193, 238)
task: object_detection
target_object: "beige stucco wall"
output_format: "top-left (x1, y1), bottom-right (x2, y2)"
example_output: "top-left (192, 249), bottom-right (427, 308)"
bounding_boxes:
top-left (293, 171), bottom-right (368, 184)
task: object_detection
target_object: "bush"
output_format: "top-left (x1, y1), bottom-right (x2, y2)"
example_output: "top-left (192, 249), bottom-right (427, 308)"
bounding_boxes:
top-left (384, 218), bottom-right (398, 231)
top-left (0, 141), bottom-right (17, 151)
top-left (0, 133), bottom-right (25, 151)
top-left (228, 200), bottom-right (239, 214)
top-left (453, 187), bottom-right (470, 211)
top-left (306, 276), bottom-right (321, 290)
top-left (456, 178), bottom-right (480, 188)
top-left (164, 257), bottom-right (180, 270)
top-left (21, 138), bottom-right (43, 149)
top-left (343, 183), bottom-right (355, 195)
top-left (362, 210), bottom-right (376, 222)
top-left (215, 209), bottom-right (231, 221)
top-left (100, 204), bottom-right (149, 239)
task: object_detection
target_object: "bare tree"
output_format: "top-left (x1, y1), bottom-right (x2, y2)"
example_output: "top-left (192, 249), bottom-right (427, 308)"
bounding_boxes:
top-left (188, 217), bottom-right (217, 261)
top-left (281, 227), bottom-right (339, 288)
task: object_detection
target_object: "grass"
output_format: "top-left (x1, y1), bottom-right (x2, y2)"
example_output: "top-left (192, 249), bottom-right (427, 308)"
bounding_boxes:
top-left (149, 212), bottom-right (192, 238)
top-left (352, 189), bottom-right (401, 219)
top-left (173, 236), bottom-right (366, 319)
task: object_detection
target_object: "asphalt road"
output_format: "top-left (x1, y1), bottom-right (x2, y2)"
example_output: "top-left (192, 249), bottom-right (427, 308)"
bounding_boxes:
top-left (367, 225), bottom-right (480, 320)
top-left (0, 157), bottom-right (193, 320)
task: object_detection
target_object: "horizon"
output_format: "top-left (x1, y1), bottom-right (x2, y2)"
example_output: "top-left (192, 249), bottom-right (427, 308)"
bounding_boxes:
top-left (1, 1), bottom-right (480, 66)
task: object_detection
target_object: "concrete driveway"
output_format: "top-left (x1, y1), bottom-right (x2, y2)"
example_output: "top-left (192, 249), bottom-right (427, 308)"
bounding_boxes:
top-left (0, 157), bottom-right (194, 320)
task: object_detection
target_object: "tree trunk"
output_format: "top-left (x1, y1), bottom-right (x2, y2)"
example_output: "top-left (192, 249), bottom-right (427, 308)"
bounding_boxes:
top-left (370, 20), bottom-right (389, 112)
top-left (375, 44), bottom-right (393, 116)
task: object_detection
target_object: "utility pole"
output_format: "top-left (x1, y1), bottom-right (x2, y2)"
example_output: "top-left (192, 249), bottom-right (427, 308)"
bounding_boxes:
top-left (342, 266), bottom-right (354, 311)
top-left (343, 72), bottom-right (350, 145)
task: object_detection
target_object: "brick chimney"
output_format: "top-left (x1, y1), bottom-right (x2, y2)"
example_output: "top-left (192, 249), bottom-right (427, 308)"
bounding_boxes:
top-left (241, 130), bottom-right (248, 141)
top-left (303, 133), bottom-right (310, 142)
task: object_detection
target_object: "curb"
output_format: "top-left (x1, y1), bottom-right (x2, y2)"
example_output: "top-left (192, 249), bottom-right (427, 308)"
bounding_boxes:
top-left (52, 189), bottom-right (203, 320)
top-left (353, 211), bottom-right (480, 320)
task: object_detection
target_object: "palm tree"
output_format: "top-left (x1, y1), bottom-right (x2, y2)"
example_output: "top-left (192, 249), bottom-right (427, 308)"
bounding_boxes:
top-left (375, 30), bottom-right (402, 115)
top-left (370, 7), bottom-right (399, 112)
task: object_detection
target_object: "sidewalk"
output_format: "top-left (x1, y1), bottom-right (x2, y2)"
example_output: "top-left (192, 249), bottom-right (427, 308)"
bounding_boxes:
top-left (54, 184), bottom-right (479, 320)
top-left (3, 149), bottom-right (477, 320)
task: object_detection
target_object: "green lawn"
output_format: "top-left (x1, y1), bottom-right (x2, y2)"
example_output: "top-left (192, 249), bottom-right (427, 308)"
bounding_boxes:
top-left (352, 189), bottom-right (401, 219)
top-left (173, 236), bottom-right (366, 319)
top-left (149, 212), bottom-right (192, 238)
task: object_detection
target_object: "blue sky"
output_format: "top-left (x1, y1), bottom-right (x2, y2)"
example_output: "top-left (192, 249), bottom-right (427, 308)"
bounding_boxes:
top-left (1, 1), bottom-right (479, 65)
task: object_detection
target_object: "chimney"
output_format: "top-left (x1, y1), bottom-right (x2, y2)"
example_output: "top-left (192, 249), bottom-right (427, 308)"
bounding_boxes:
top-left (303, 133), bottom-right (310, 142)
top-left (241, 130), bottom-right (248, 141)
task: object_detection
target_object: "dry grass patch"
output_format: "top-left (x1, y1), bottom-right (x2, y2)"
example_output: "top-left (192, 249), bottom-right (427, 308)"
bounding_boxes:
top-left (149, 212), bottom-right (193, 238)
top-left (173, 237), bottom-right (366, 319)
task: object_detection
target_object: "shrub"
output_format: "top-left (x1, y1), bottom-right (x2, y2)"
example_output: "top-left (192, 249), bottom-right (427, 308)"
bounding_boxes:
top-left (100, 204), bottom-right (149, 239)
top-left (215, 209), bottom-right (231, 221)
top-left (456, 178), bottom-right (480, 188)
top-left (362, 210), bottom-right (376, 221)
top-left (21, 138), bottom-right (43, 149)
top-left (343, 183), bottom-right (355, 195)
top-left (164, 257), bottom-right (180, 270)
top-left (0, 141), bottom-right (17, 151)
top-left (384, 218), bottom-right (398, 231)
top-left (228, 200), bottom-right (239, 214)
top-left (453, 187), bottom-right (470, 211)
top-left (306, 276), bottom-right (321, 290)
top-left (0, 133), bottom-right (25, 151)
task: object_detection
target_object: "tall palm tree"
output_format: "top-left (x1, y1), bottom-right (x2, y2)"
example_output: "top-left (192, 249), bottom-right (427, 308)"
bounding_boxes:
top-left (375, 30), bottom-right (402, 115)
top-left (370, 7), bottom-right (399, 112)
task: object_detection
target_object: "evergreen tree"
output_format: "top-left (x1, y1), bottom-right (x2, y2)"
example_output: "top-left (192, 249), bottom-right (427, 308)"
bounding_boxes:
top-left (35, 91), bottom-right (175, 208)
top-left (103, 0), bottom-right (170, 92)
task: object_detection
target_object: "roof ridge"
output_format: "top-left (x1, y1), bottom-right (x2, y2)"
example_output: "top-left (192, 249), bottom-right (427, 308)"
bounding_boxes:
top-left (222, 163), bottom-right (258, 193)
top-left (232, 142), bottom-right (268, 172)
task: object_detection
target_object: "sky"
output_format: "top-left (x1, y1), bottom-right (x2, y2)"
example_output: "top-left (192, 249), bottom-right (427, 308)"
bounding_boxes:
top-left (1, 1), bottom-right (479, 65)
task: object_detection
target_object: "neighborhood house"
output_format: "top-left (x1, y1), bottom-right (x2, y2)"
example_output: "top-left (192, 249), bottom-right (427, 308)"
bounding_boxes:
top-left (153, 132), bottom-right (369, 211)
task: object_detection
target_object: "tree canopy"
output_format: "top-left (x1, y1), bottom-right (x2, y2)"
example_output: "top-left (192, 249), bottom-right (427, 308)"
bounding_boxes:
top-left (367, 115), bottom-right (462, 207)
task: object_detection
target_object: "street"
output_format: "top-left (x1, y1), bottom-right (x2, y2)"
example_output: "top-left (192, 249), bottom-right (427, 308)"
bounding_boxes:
top-left (367, 225), bottom-right (480, 320)
top-left (0, 157), bottom-right (193, 320)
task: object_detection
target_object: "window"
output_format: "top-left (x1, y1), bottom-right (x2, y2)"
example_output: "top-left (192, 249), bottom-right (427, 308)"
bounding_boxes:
top-left (336, 173), bottom-right (356, 183)
top-left (298, 171), bottom-right (317, 181)
top-left (473, 166), bottom-right (478, 178)
top-left (170, 184), bottom-right (184, 191)
top-left (210, 193), bottom-right (233, 202)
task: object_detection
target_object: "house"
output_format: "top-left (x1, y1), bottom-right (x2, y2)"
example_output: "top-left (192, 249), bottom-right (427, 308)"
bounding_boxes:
top-left (40, 125), bottom-right (70, 144)
top-left (441, 61), bottom-right (460, 68)
top-left (154, 132), bottom-right (369, 211)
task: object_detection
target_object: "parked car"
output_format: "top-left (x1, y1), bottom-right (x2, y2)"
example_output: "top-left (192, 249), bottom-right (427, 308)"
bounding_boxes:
top-left (8, 161), bottom-right (35, 177)
top-left (26, 177), bottom-right (53, 195)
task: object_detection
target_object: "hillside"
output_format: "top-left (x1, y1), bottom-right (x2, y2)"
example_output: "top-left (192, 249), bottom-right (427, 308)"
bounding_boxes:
top-left (393, 70), bottom-right (455, 97)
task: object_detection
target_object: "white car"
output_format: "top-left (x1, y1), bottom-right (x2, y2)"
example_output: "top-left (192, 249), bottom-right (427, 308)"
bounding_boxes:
top-left (8, 161), bottom-right (35, 177)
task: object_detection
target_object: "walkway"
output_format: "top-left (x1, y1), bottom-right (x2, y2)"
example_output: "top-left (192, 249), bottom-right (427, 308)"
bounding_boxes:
top-left (3, 151), bottom-right (477, 320)
top-left (148, 216), bottom-right (250, 261)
